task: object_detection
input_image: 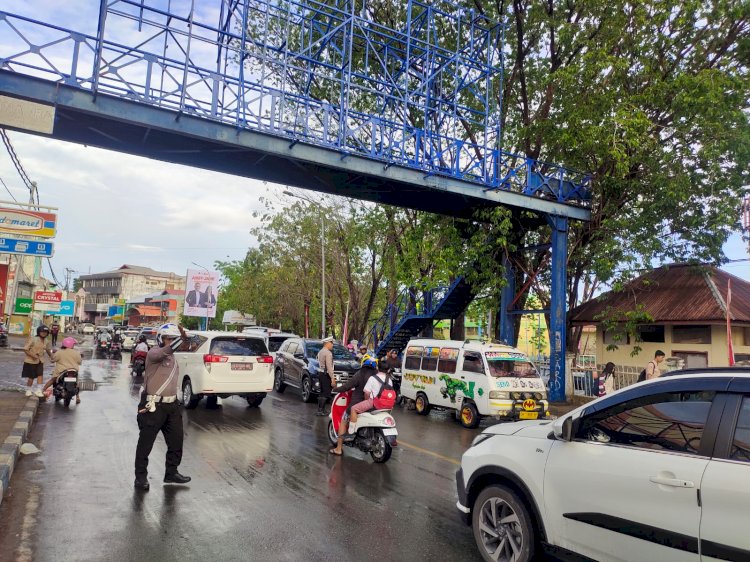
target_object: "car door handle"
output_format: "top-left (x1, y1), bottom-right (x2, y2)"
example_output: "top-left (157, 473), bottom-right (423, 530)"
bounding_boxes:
top-left (649, 476), bottom-right (695, 488)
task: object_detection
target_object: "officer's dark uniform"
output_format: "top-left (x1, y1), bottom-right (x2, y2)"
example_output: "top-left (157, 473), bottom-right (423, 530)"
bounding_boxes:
top-left (134, 338), bottom-right (190, 489)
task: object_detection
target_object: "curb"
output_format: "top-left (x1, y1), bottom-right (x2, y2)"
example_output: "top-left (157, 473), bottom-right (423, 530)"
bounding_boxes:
top-left (0, 397), bottom-right (40, 508)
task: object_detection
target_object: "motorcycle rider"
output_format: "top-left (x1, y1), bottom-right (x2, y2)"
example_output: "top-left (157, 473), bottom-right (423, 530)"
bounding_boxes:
top-left (130, 335), bottom-right (149, 368)
top-left (42, 336), bottom-right (82, 403)
top-left (328, 357), bottom-right (377, 456)
top-left (347, 359), bottom-right (394, 434)
top-left (134, 323), bottom-right (191, 491)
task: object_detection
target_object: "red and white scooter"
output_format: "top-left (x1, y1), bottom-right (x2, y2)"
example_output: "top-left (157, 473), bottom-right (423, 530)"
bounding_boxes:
top-left (327, 390), bottom-right (398, 463)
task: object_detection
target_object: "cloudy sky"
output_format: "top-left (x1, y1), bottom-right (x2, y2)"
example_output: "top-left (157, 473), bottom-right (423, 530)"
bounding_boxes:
top-left (0, 0), bottom-right (747, 285)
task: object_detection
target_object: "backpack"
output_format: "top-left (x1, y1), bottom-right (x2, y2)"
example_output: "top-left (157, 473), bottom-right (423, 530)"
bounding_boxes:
top-left (372, 373), bottom-right (397, 410)
top-left (637, 361), bottom-right (654, 383)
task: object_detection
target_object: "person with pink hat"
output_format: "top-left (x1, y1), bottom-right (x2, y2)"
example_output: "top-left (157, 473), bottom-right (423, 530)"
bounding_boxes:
top-left (42, 336), bottom-right (83, 403)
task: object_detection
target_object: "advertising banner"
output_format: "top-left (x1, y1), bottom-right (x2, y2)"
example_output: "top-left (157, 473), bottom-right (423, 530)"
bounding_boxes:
top-left (0, 237), bottom-right (54, 257)
top-left (0, 207), bottom-right (57, 238)
top-left (184, 269), bottom-right (219, 318)
top-left (0, 264), bottom-right (8, 308)
top-left (14, 297), bottom-right (32, 315)
top-left (34, 291), bottom-right (62, 304)
top-left (48, 300), bottom-right (75, 317)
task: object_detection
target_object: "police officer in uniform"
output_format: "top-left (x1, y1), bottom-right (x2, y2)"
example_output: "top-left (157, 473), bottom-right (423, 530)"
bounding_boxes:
top-left (134, 323), bottom-right (191, 490)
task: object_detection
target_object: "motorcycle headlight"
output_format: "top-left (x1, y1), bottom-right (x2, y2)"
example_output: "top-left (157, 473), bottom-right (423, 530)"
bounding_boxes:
top-left (489, 391), bottom-right (509, 399)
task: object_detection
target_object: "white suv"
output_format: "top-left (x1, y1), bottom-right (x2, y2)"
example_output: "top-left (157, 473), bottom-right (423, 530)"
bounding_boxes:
top-left (457, 369), bottom-right (750, 562)
top-left (175, 331), bottom-right (274, 409)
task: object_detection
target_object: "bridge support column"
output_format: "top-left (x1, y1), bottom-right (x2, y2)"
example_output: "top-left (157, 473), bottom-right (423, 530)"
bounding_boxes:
top-left (499, 255), bottom-right (516, 346)
top-left (548, 215), bottom-right (568, 402)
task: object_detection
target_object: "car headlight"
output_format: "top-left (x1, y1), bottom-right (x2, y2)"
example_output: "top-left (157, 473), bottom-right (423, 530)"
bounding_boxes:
top-left (534, 392), bottom-right (546, 401)
top-left (511, 392), bottom-right (522, 400)
top-left (523, 392), bottom-right (534, 399)
top-left (471, 434), bottom-right (493, 447)
top-left (489, 391), bottom-right (509, 399)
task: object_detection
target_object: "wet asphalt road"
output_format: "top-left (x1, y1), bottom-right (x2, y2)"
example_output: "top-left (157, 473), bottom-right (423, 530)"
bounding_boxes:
top-left (0, 353), bottom-right (492, 562)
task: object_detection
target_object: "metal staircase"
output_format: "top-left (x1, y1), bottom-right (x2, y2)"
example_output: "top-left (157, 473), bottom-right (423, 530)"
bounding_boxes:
top-left (369, 276), bottom-right (476, 356)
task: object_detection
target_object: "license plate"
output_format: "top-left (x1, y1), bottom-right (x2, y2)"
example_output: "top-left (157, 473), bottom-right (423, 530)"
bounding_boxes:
top-left (231, 363), bottom-right (253, 371)
top-left (519, 411), bottom-right (538, 420)
top-left (63, 377), bottom-right (77, 382)
top-left (382, 428), bottom-right (398, 436)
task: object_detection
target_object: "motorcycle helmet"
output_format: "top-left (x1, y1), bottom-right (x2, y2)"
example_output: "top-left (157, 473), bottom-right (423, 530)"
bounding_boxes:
top-left (362, 357), bottom-right (377, 370)
top-left (61, 337), bottom-right (77, 349)
top-left (360, 353), bottom-right (372, 366)
top-left (37, 325), bottom-right (50, 336)
top-left (138, 335), bottom-right (147, 343)
top-left (156, 323), bottom-right (181, 346)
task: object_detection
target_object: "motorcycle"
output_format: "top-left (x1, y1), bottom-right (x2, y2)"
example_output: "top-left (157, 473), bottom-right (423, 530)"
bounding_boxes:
top-left (96, 339), bottom-right (111, 359)
top-left (53, 369), bottom-right (79, 407)
top-left (110, 340), bottom-right (123, 360)
top-left (389, 367), bottom-right (403, 404)
top-left (131, 352), bottom-right (147, 377)
top-left (327, 390), bottom-right (398, 463)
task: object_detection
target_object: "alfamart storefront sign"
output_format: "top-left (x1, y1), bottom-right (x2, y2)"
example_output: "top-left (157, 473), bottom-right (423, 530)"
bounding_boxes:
top-left (0, 207), bottom-right (57, 238)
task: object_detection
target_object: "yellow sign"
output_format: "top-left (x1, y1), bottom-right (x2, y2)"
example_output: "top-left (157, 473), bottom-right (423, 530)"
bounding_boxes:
top-left (522, 399), bottom-right (537, 411)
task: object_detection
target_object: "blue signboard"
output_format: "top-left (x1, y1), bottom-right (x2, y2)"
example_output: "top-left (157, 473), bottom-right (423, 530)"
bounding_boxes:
top-left (49, 300), bottom-right (75, 317)
top-left (0, 237), bottom-right (54, 257)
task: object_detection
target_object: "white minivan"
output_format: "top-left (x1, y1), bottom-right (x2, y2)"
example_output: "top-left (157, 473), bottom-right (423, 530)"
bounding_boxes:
top-left (401, 339), bottom-right (549, 428)
top-left (175, 331), bottom-right (274, 409)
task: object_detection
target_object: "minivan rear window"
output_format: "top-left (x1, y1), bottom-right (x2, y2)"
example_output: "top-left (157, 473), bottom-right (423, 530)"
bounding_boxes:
top-left (210, 337), bottom-right (268, 356)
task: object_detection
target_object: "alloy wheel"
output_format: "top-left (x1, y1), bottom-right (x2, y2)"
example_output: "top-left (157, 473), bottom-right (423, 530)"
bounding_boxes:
top-left (477, 497), bottom-right (524, 562)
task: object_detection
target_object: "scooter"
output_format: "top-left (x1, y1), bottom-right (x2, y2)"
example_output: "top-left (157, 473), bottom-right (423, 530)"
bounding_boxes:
top-left (53, 369), bottom-right (79, 408)
top-left (96, 339), bottom-right (111, 359)
top-left (327, 390), bottom-right (398, 463)
top-left (389, 367), bottom-right (403, 404)
top-left (110, 340), bottom-right (123, 360)
top-left (131, 352), bottom-right (147, 377)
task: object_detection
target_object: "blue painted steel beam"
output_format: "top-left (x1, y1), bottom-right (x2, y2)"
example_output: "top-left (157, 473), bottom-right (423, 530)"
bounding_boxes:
top-left (0, 72), bottom-right (591, 221)
top-left (548, 215), bottom-right (568, 402)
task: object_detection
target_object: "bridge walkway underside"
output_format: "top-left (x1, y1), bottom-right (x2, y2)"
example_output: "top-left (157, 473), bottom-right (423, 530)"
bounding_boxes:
top-left (0, 72), bottom-right (589, 222)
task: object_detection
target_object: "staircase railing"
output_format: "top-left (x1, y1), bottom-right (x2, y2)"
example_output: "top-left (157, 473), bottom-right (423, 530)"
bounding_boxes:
top-left (368, 277), bottom-right (466, 354)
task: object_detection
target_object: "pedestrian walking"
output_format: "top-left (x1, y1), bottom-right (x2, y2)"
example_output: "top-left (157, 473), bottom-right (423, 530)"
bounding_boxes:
top-left (639, 350), bottom-right (666, 382)
top-left (596, 362), bottom-right (616, 397)
top-left (50, 320), bottom-right (60, 347)
top-left (22, 326), bottom-right (54, 397)
top-left (316, 336), bottom-right (336, 416)
top-left (134, 323), bottom-right (191, 491)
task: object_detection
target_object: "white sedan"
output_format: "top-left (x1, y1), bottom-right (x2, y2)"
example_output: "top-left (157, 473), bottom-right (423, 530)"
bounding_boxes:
top-left (457, 369), bottom-right (750, 562)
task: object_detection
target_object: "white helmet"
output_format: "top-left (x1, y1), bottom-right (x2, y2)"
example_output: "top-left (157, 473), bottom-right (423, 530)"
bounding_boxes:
top-left (156, 323), bottom-right (180, 346)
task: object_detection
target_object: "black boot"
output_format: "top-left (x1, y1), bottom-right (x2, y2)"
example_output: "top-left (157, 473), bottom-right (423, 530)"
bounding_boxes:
top-left (164, 472), bottom-right (191, 484)
top-left (134, 477), bottom-right (150, 491)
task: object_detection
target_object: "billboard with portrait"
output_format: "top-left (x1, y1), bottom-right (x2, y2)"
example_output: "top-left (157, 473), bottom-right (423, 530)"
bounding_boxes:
top-left (184, 269), bottom-right (219, 318)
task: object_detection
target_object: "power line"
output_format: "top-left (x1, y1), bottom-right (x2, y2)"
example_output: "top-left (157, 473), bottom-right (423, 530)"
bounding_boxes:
top-left (0, 130), bottom-right (34, 193)
top-left (0, 176), bottom-right (18, 203)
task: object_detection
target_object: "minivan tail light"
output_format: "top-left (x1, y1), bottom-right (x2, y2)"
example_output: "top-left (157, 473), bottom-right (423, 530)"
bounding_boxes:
top-left (203, 354), bottom-right (229, 364)
top-left (256, 355), bottom-right (274, 363)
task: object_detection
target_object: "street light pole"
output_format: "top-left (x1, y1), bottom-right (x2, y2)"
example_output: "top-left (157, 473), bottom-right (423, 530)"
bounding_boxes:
top-left (283, 190), bottom-right (325, 339)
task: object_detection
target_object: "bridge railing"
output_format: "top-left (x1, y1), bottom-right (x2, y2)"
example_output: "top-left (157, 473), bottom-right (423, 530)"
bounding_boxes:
top-left (0, 1), bottom-right (591, 204)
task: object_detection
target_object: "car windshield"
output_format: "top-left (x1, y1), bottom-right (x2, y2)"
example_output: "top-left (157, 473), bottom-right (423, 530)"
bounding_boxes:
top-left (268, 336), bottom-right (291, 352)
top-left (210, 337), bottom-right (268, 356)
top-left (124, 331), bottom-right (139, 337)
top-left (485, 352), bottom-right (539, 378)
top-left (306, 342), bottom-right (354, 360)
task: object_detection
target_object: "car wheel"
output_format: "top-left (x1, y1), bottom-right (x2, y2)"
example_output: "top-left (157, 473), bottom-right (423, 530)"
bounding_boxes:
top-left (182, 379), bottom-right (201, 410)
top-left (472, 485), bottom-right (535, 562)
top-left (206, 395), bottom-right (220, 409)
top-left (370, 430), bottom-right (392, 463)
top-left (460, 402), bottom-right (481, 429)
top-left (274, 369), bottom-right (287, 393)
top-left (246, 393), bottom-right (265, 408)
top-left (415, 393), bottom-right (431, 415)
top-left (301, 375), bottom-right (315, 403)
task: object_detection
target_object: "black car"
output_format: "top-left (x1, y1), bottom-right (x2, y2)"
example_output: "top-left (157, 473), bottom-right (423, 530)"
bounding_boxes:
top-left (273, 338), bottom-right (360, 402)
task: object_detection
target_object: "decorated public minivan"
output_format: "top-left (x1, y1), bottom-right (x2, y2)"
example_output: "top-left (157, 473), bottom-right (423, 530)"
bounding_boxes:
top-left (401, 339), bottom-right (549, 428)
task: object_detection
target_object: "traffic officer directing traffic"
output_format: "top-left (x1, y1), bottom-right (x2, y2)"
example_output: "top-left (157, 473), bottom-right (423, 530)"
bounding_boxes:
top-left (134, 323), bottom-right (191, 490)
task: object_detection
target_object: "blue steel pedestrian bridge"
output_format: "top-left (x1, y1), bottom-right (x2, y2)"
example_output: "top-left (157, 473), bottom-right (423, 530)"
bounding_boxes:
top-left (0, 0), bottom-right (590, 219)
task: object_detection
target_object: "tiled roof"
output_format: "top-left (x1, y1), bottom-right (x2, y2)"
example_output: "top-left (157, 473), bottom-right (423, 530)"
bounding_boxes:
top-left (570, 264), bottom-right (750, 324)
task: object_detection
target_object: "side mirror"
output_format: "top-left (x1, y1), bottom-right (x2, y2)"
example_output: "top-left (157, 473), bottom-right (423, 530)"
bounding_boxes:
top-left (552, 416), bottom-right (575, 442)
top-left (293, 352), bottom-right (304, 360)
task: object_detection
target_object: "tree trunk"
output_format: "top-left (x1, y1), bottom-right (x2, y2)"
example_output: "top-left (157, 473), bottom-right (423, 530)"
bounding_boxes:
top-left (450, 313), bottom-right (466, 340)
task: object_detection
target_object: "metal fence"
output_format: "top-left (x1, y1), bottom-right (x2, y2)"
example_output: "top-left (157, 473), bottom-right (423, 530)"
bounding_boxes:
top-left (535, 358), bottom-right (651, 399)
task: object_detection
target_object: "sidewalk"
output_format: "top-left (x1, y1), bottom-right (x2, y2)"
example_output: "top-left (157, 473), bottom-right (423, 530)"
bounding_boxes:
top-left (0, 390), bottom-right (39, 507)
